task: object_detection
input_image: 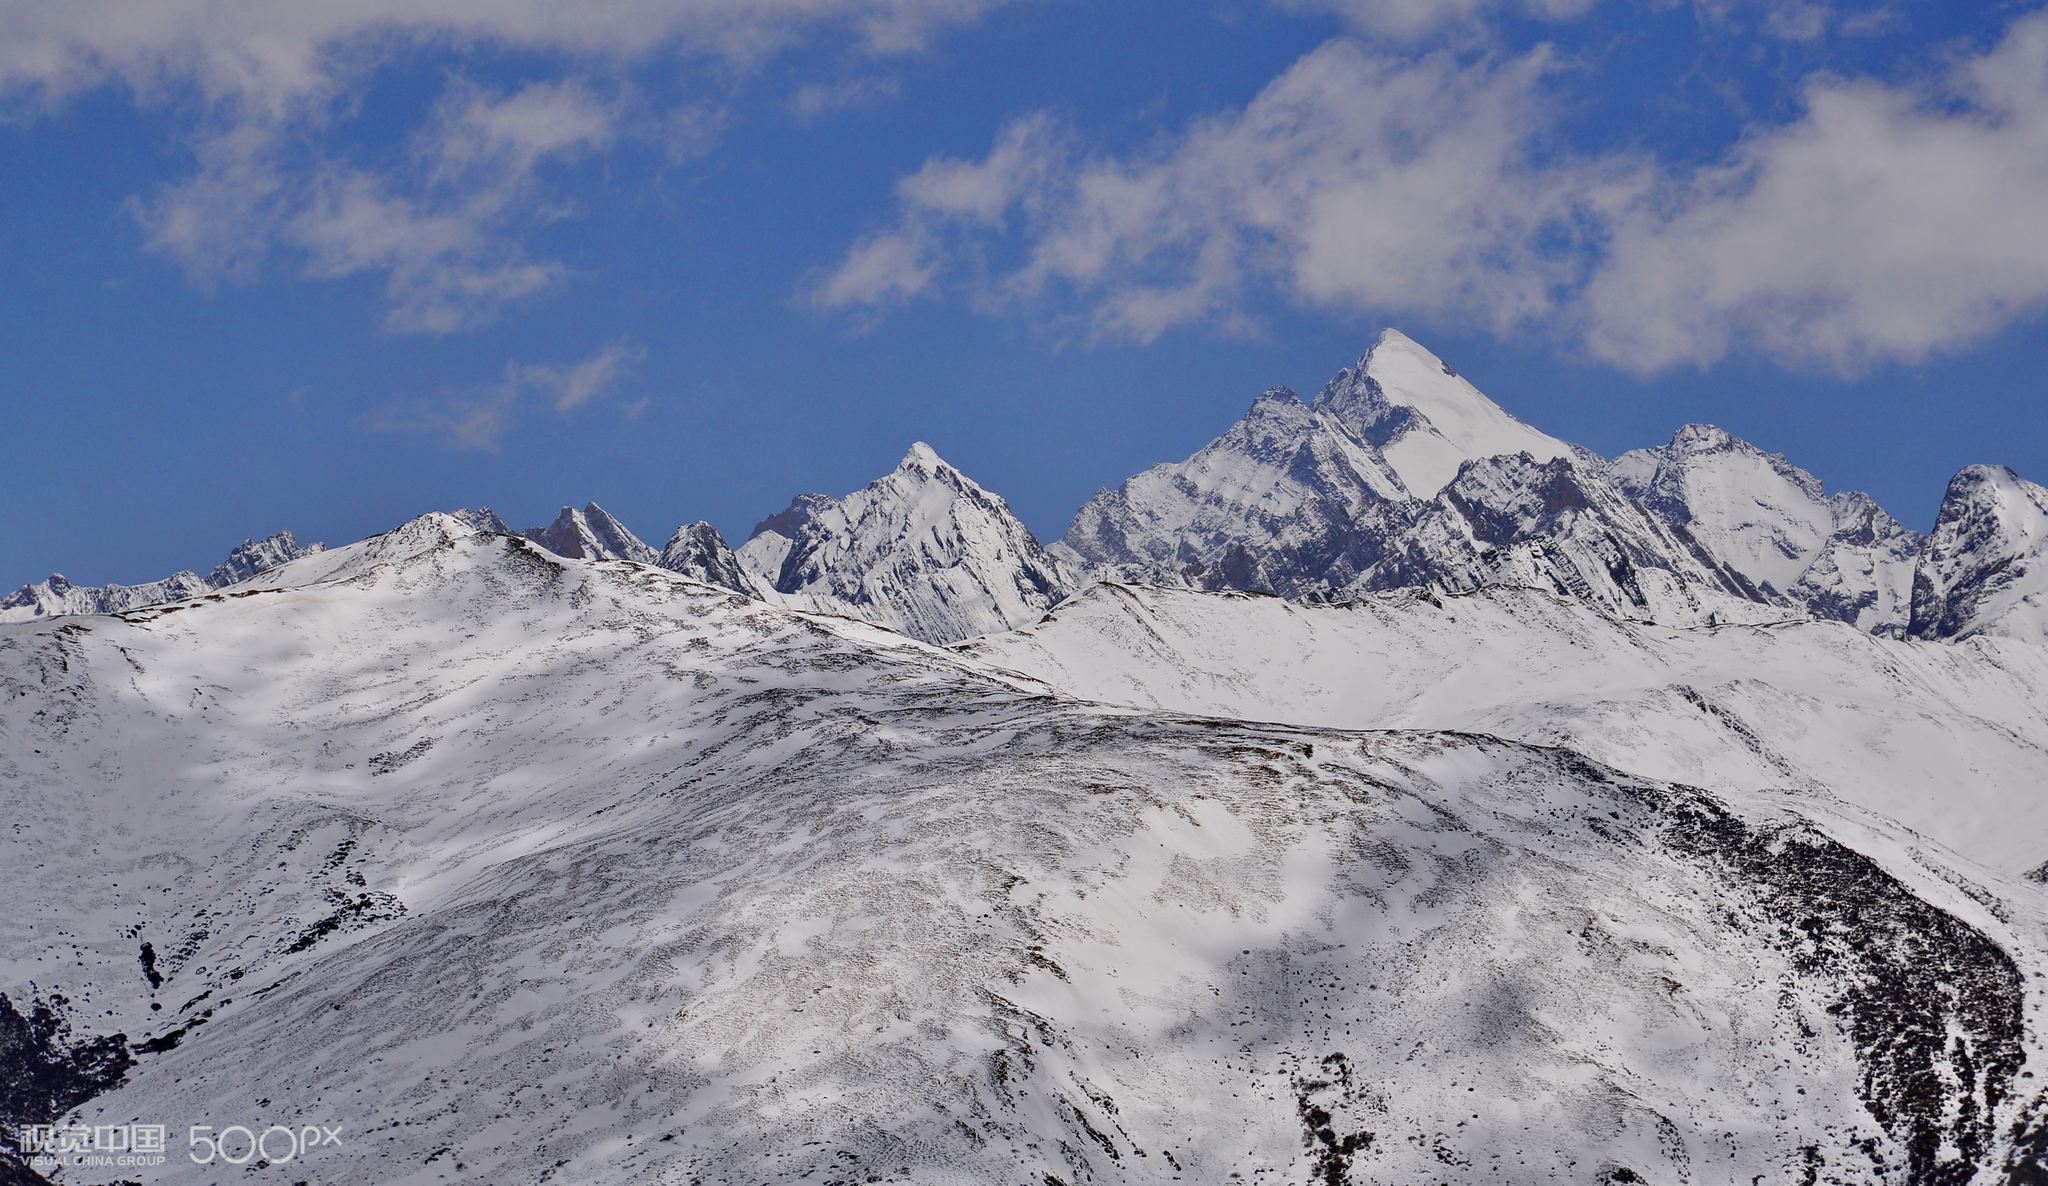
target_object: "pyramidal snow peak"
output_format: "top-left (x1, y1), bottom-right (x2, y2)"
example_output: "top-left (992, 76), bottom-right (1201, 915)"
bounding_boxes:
top-left (523, 502), bottom-right (658, 564)
top-left (734, 441), bottom-right (1072, 643)
top-left (656, 520), bottom-right (756, 596)
top-left (1055, 333), bottom-right (1767, 626)
top-left (1315, 327), bottom-right (1578, 497)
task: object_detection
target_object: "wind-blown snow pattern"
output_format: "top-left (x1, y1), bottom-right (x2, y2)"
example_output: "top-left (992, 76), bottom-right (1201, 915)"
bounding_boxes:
top-left (1911, 464), bottom-right (2048, 646)
top-left (0, 531), bottom-right (322, 624)
top-left (736, 442), bottom-right (1072, 643)
top-left (4, 531), bottom-right (2046, 1185)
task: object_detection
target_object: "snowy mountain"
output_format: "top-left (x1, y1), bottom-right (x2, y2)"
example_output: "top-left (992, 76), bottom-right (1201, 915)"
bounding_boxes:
top-left (1407, 450), bottom-right (1773, 625)
top-left (522, 502), bottom-right (657, 564)
top-left (0, 531), bottom-right (322, 624)
top-left (1610, 425), bottom-right (1921, 633)
top-left (735, 442), bottom-right (1072, 643)
top-left (5, 526), bottom-right (2045, 1185)
top-left (1315, 328), bottom-right (1580, 496)
top-left (1910, 464), bottom-right (2048, 645)
top-left (656, 520), bottom-right (755, 595)
top-left (8, 329), bottom-right (2048, 1185)
top-left (1059, 334), bottom-right (1770, 626)
top-left (1056, 385), bottom-right (1418, 597)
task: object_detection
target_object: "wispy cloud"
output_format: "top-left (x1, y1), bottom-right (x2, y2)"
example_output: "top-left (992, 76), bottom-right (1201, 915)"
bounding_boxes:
top-left (509, 341), bottom-right (648, 414)
top-left (372, 341), bottom-right (647, 450)
top-left (0, 2), bottom-right (1011, 113)
top-left (789, 76), bottom-right (903, 123)
top-left (1, 0), bottom-right (1006, 332)
top-left (1280, 0), bottom-right (1599, 41)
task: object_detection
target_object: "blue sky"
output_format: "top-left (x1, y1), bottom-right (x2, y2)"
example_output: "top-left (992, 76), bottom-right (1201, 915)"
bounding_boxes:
top-left (4, 0), bottom-right (2047, 586)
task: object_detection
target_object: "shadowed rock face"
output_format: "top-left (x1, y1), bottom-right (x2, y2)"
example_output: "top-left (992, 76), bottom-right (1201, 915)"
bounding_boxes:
top-left (0, 994), bottom-right (132, 1184)
top-left (2, 531), bottom-right (2042, 1185)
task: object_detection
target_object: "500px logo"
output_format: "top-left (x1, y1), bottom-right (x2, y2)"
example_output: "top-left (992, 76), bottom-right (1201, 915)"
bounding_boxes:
top-left (188, 1123), bottom-right (344, 1165)
top-left (17, 1121), bottom-right (343, 1168)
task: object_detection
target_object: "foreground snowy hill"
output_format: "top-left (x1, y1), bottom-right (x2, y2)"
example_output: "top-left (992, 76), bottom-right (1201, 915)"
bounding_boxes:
top-left (4, 516), bottom-right (2045, 1184)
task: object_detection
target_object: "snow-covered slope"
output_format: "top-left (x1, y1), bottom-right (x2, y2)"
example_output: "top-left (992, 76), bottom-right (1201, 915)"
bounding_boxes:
top-left (4, 535), bottom-right (2045, 1185)
top-left (736, 443), bottom-right (1072, 643)
top-left (223, 508), bottom-right (508, 594)
top-left (1610, 425), bottom-right (1921, 632)
top-left (656, 520), bottom-right (755, 596)
top-left (0, 531), bottom-right (322, 624)
top-left (523, 502), bottom-right (657, 564)
top-left (1911, 464), bottom-right (2048, 646)
top-left (1315, 328), bottom-right (1576, 496)
top-left (965, 581), bottom-right (2048, 875)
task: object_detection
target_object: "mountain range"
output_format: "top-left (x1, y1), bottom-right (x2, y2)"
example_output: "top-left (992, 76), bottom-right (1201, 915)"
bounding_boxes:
top-left (11, 330), bottom-right (2040, 650)
top-left (5, 331), bottom-right (2047, 1185)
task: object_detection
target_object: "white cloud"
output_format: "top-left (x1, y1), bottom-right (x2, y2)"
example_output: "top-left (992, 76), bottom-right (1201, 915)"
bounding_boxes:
top-left (816, 41), bottom-right (1636, 342)
top-left (810, 226), bottom-right (941, 311)
top-left (1583, 10), bottom-right (2048, 372)
top-left (426, 79), bottom-right (619, 181)
top-left (373, 340), bottom-right (645, 449)
top-left (0, 1), bottom-right (1008, 114)
top-left (823, 10), bottom-right (2048, 373)
top-left (227, 78), bottom-right (620, 333)
top-left (132, 123), bottom-right (287, 285)
top-left (896, 113), bottom-right (1061, 225)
